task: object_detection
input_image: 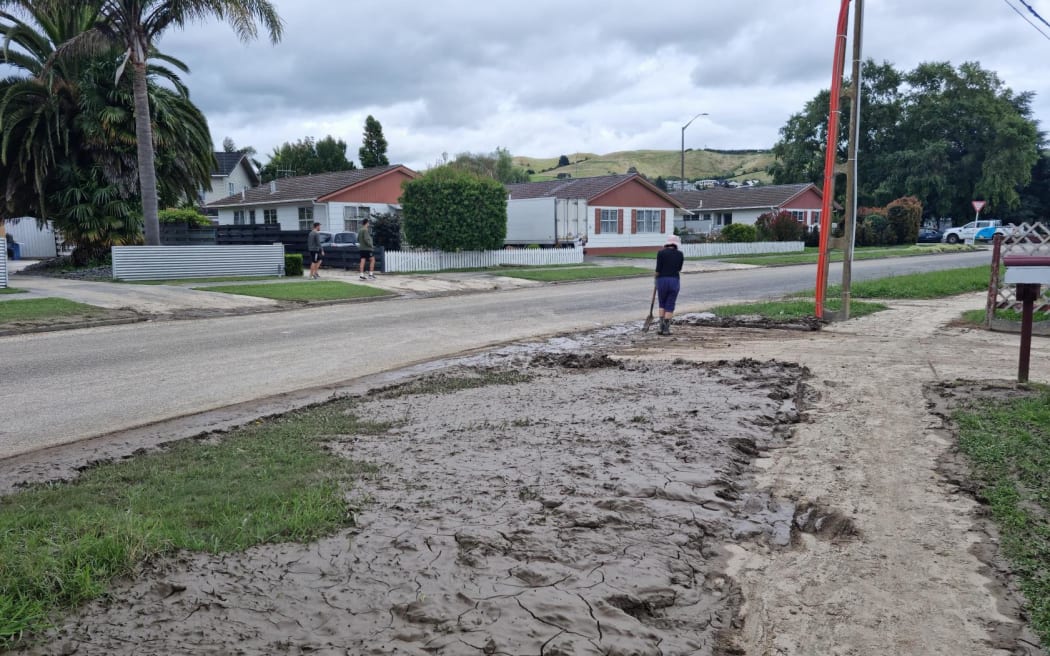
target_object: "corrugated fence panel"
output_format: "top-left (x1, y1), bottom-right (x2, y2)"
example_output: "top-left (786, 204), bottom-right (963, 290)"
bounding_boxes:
top-left (0, 240), bottom-right (7, 288)
top-left (112, 245), bottom-right (285, 281)
top-left (679, 241), bottom-right (804, 258)
top-left (384, 248), bottom-right (584, 272)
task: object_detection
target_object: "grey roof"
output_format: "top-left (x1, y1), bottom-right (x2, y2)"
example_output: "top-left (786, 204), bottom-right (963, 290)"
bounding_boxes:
top-left (671, 183), bottom-right (817, 211)
top-left (506, 173), bottom-right (683, 207)
top-left (211, 152), bottom-right (260, 188)
top-left (205, 165), bottom-right (410, 208)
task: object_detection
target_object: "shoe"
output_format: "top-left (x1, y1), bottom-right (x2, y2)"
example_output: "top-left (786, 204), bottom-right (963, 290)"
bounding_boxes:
top-left (359, 274), bottom-right (368, 280)
top-left (367, 273), bottom-right (376, 279)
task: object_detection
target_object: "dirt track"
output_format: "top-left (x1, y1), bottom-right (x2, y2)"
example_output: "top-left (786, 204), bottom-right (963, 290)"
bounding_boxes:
top-left (10, 292), bottom-right (1050, 655)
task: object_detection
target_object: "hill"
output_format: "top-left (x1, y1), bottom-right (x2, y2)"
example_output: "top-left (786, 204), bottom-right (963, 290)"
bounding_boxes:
top-left (513, 149), bottom-right (777, 183)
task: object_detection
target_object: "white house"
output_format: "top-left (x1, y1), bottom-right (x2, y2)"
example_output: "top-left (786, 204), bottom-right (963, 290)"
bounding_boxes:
top-left (671, 183), bottom-right (825, 234)
top-left (201, 152), bottom-right (261, 210)
top-left (205, 165), bottom-right (419, 232)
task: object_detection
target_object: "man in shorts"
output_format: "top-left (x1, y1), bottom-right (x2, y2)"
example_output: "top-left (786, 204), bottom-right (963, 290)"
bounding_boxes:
top-left (358, 218), bottom-right (375, 280)
top-left (307, 222), bottom-right (324, 279)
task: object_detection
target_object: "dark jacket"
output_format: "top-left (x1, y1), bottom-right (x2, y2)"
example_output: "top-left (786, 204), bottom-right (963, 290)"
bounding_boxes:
top-left (655, 247), bottom-right (684, 278)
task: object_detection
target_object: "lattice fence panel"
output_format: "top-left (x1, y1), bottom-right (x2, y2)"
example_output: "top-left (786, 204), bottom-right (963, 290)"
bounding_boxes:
top-left (991, 222), bottom-right (1050, 315)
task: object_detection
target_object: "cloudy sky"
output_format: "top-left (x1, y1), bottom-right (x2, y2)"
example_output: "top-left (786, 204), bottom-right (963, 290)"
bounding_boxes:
top-left (157, 0), bottom-right (1050, 170)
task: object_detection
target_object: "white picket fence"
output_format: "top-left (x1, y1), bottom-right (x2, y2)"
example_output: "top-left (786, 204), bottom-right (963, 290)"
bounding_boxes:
top-left (384, 248), bottom-right (584, 272)
top-left (679, 241), bottom-right (804, 258)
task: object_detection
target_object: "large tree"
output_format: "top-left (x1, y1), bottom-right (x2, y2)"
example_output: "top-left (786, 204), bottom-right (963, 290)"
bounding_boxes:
top-left (448, 147), bottom-right (530, 184)
top-left (44, 0), bottom-right (283, 245)
top-left (358, 114), bottom-right (389, 168)
top-left (259, 135), bottom-right (355, 181)
top-left (771, 60), bottom-right (1041, 223)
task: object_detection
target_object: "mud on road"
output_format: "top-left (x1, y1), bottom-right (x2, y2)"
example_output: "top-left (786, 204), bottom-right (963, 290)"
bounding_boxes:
top-left (9, 294), bottom-right (1050, 656)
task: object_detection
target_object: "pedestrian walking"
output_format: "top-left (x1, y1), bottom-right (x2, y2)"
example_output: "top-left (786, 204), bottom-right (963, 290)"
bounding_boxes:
top-left (307, 222), bottom-right (324, 279)
top-left (655, 234), bottom-right (684, 335)
top-left (358, 218), bottom-right (376, 280)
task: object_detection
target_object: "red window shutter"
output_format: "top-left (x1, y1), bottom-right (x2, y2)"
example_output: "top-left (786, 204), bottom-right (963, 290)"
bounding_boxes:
top-left (631, 209), bottom-right (638, 234)
top-left (660, 209), bottom-right (666, 233)
top-left (594, 208), bottom-right (601, 235)
top-left (617, 209), bottom-right (624, 234)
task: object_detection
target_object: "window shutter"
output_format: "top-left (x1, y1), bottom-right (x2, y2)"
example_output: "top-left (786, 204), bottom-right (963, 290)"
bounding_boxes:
top-left (631, 209), bottom-right (638, 234)
top-left (617, 209), bottom-right (624, 234)
top-left (594, 208), bottom-right (601, 235)
top-left (660, 209), bottom-right (666, 233)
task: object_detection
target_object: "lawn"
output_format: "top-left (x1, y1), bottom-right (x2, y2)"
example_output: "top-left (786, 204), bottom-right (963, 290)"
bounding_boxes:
top-left (594, 244), bottom-right (973, 265)
top-left (0, 288), bottom-right (26, 295)
top-left (0, 298), bottom-right (109, 324)
top-left (708, 298), bottom-right (886, 320)
top-left (495, 266), bottom-right (651, 281)
top-left (954, 387), bottom-right (1050, 645)
top-left (0, 400), bottom-right (382, 648)
top-left (126, 275), bottom-right (285, 285)
top-left (195, 280), bottom-right (391, 301)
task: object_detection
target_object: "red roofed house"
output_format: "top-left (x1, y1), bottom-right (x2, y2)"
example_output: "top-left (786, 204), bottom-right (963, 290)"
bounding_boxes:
top-left (671, 183), bottom-right (824, 234)
top-left (205, 165), bottom-right (418, 233)
top-left (504, 174), bottom-right (685, 254)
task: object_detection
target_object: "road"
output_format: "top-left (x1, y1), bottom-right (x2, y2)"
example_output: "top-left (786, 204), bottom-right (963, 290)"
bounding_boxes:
top-left (1, 251), bottom-right (990, 458)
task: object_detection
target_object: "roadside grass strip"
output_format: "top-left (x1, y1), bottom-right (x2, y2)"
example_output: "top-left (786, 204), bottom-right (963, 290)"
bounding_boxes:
top-left (719, 244), bottom-right (975, 266)
top-left (708, 298), bottom-right (886, 320)
top-left (0, 288), bottom-right (26, 295)
top-left (126, 276), bottom-right (284, 285)
top-left (495, 266), bottom-right (651, 281)
top-left (0, 298), bottom-right (108, 324)
top-left (961, 308), bottom-right (1050, 326)
top-left (954, 389), bottom-right (1050, 645)
top-left (194, 280), bottom-right (391, 301)
top-left (0, 400), bottom-right (382, 648)
top-left (789, 265), bottom-right (993, 301)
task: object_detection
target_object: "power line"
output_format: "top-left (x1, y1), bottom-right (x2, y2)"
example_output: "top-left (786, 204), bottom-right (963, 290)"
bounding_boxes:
top-left (1002, 0), bottom-right (1050, 41)
top-left (1017, 0), bottom-right (1050, 30)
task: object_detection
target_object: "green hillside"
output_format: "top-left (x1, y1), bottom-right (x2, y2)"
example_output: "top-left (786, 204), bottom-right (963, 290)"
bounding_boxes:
top-left (514, 149), bottom-right (777, 183)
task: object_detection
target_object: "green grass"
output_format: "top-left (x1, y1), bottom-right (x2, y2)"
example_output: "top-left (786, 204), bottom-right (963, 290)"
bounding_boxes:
top-left (0, 287), bottom-right (27, 294)
top-left (824, 265), bottom-right (992, 299)
top-left (0, 298), bottom-right (108, 324)
top-left (495, 266), bottom-right (651, 282)
top-left (719, 244), bottom-right (974, 266)
top-left (195, 280), bottom-right (391, 301)
top-left (954, 388), bottom-right (1050, 645)
top-left (125, 276), bottom-right (284, 285)
top-left (961, 308), bottom-right (1050, 325)
top-left (0, 399), bottom-right (383, 648)
top-left (708, 298), bottom-right (886, 320)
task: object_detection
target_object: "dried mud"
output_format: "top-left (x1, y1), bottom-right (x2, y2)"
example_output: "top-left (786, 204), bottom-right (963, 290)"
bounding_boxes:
top-left (16, 351), bottom-right (809, 655)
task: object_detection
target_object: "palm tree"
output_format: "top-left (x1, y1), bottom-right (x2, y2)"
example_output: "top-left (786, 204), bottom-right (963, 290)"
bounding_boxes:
top-left (74, 0), bottom-right (284, 245)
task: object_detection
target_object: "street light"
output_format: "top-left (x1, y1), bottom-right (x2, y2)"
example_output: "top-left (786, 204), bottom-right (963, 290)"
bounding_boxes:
top-left (681, 112), bottom-right (709, 189)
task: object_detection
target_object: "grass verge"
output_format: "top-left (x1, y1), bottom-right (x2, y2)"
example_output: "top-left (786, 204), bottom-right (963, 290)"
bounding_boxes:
top-left (960, 308), bottom-right (1050, 326)
top-left (719, 244), bottom-right (974, 266)
top-left (0, 399), bottom-right (382, 648)
top-left (496, 266), bottom-right (651, 281)
top-left (954, 388), bottom-right (1050, 644)
top-left (787, 265), bottom-right (992, 300)
top-left (0, 298), bottom-right (110, 324)
top-left (708, 298), bottom-right (886, 320)
top-left (0, 288), bottom-right (26, 295)
top-left (125, 276), bottom-right (284, 285)
top-left (195, 280), bottom-right (391, 301)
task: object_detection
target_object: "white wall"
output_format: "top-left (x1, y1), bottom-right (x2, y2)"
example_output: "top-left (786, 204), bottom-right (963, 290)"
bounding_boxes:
top-left (202, 162), bottom-right (257, 205)
top-left (585, 205), bottom-right (673, 249)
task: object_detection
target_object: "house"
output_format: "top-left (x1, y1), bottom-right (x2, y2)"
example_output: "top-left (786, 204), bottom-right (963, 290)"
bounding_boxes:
top-left (205, 165), bottom-right (419, 232)
top-left (505, 174), bottom-right (685, 255)
top-left (202, 152), bottom-right (261, 210)
top-left (671, 183), bottom-right (824, 234)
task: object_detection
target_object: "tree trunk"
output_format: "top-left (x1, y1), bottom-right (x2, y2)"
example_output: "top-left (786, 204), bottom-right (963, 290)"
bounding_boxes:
top-left (131, 59), bottom-right (160, 245)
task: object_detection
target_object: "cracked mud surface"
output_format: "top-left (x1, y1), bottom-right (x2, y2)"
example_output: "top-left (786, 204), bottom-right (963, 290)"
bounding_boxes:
top-left (18, 355), bottom-right (806, 655)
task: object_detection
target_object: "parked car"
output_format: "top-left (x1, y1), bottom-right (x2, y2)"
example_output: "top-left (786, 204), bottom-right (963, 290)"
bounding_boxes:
top-left (917, 228), bottom-right (943, 244)
top-left (941, 219), bottom-right (1013, 244)
top-left (326, 232), bottom-right (359, 248)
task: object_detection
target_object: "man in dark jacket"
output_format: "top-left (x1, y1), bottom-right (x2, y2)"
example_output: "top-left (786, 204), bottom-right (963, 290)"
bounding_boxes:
top-left (655, 234), bottom-right (684, 335)
top-left (307, 222), bottom-right (324, 279)
top-left (357, 218), bottom-right (375, 280)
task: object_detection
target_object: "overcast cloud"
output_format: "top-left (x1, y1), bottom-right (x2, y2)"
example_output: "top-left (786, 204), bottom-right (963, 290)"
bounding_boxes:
top-left (156, 0), bottom-right (1050, 170)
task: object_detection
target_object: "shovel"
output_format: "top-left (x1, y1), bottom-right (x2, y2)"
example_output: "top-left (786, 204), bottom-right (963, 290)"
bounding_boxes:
top-left (642, 283), bottom-right (657, 332)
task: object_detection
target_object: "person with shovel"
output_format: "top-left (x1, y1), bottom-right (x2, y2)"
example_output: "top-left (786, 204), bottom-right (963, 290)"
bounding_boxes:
top-left (655, 234), bottom-right (684, 335)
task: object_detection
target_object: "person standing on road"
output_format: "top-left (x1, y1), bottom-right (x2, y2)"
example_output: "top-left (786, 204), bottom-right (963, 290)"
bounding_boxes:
top-left (307, 222), bottom-right (324, 280)
top-left (358, 218), bottom-right (376, 280)
top-left (655, 234), bottom-right (684, 335)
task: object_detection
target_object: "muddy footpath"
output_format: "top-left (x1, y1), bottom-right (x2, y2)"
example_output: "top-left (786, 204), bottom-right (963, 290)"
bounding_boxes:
top-left (7, 293), bottom-right (1050, 655)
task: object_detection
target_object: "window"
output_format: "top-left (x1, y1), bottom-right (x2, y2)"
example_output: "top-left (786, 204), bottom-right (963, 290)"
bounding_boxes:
top-left (228, 182), bottom-right (235, 196)
top-left (343, 205), bottom-right (370, 232)
top-left (249, 210), bottom-right (256, 225)
top-left (791, 210), bottom-right (806, 223)
top-left (298, 206), bottom-right (313, 230)
top-left (263, 209), bottom-right (278, 225)
top-left (811, 210), bottom-right (821, 225)
top-left (233, 210), bottom-right (245, 225)
top-left (599, 209), bottom-right (619, 233)
top-left (636, 209), bottom-right (661, 233)
top-left (721, 213), bottom-right (733, 226)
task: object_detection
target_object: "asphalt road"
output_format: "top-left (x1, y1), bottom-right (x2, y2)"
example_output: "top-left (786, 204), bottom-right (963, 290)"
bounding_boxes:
top-left (1, 251), bottom-right (990, 458)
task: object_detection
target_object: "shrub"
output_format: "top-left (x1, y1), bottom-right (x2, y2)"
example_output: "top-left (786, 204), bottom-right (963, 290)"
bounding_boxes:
top-left (721, 223), bottom-right (757, 242)
top-left (755, 210), bottom-right (804, 242)
top-left (159, 207), bottom-right (211, 227)
top-left (371, 212), bottom-right (403, 251)
top-left (401, 167), bottom-right (507, 251)
top-left (804, 226), bottom-right (821, 247)
top-left (886, 196), bottom-right (922, 245)
top-left (858, 213), bottom-right (894, 246)
top-left (285, 253), bottom-right (303, 277)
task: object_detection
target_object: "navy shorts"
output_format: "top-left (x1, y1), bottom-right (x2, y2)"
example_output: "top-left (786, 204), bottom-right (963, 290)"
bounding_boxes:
top-left (309, 250), bottom-right (322, 263)
top-left (359, 250), bottom-right (373, 259)
top-left (656, 277), bottom-right (681, 313)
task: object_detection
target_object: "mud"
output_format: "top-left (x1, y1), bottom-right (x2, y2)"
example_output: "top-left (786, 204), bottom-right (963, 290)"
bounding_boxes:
top-left (17, 354), bottom-right (807, 655)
